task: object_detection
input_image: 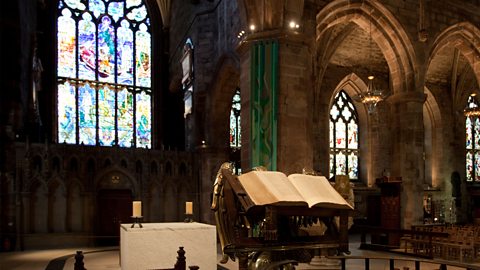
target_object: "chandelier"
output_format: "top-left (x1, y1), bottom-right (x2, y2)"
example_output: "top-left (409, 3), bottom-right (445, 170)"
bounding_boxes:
top-left (354, 75), bottom-right (386, 114)
top-left (464, 93), bottom-right (480, 117)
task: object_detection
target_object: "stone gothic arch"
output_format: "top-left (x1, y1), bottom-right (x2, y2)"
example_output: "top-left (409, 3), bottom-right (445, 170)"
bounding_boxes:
top-left (331, 73), bottom-right (372, 186)
top-left (204, 54), bottom-right (240, 149)
top-left (427, 22), bottom-right (480, 109)
top-left (94, 167), bottom-right (138, 195)
top-left (315, 0), bottom-right (417, 95)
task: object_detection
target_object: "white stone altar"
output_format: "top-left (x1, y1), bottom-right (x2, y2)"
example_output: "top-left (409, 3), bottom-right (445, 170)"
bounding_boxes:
top-left (120, 222), bottom-right (216, 270)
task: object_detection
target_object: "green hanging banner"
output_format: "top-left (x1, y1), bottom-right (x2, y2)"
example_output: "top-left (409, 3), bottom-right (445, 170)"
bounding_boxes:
top-left (250, 40), bottom-right (278, 171)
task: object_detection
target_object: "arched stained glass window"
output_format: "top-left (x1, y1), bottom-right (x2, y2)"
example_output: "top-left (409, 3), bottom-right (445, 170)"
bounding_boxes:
top-left (465, 95), bottom-right (480, 182)
top-left (329, 90), bottom-right (359, 180)
top-left (57, 0), bottom-right (152, 148)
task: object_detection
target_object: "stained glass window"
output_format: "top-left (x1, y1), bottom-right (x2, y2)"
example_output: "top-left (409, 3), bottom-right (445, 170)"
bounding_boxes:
top-left (466, 95), bottom-right (480, 182)
top-left (329, 90), bottom-right (359, 180)
top-left (230, 88), bottom-right (241, 148)
top-left (230, 88), bottom-right (241, 174)
top-left (57, 0), bottom-right (152, 148)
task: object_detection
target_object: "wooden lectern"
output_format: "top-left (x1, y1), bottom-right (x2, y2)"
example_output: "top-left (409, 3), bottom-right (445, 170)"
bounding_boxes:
top-left (211, 163), bottom-right (353, 270)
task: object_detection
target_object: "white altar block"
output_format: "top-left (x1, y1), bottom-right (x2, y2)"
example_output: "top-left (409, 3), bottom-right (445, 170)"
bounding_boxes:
top-left (120, 222), bottom-right (216, 270)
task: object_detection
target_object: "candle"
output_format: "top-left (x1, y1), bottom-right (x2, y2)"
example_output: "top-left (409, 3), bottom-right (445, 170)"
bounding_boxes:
top-left (185, 201), bottom-right (193, 215)
top-left (132, 201), bottom-right (142, 217)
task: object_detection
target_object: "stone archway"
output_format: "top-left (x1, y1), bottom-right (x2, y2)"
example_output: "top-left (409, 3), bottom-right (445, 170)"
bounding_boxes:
top-left (315, 0), bottom-right (417, 95)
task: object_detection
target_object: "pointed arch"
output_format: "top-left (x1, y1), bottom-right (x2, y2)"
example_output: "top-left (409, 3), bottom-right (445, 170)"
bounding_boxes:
top-left (205, 53), bottom-right (240, 149)
top-left (94, 166), bottom-right (138, 194)
top-left (427, 22), bottom-right (480, 109)
top-left (316, 0), bottom-right (417, 94)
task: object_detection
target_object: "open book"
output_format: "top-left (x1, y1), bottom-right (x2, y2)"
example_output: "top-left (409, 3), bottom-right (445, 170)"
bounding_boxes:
top-left (237, 171), bottom-right (353, 210)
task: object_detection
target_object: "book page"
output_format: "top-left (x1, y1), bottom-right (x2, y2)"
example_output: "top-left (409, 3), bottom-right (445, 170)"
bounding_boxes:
top-left (288, 174), bottom-right (353, 209)
top-left (237, 171), bottom-right (304, 206)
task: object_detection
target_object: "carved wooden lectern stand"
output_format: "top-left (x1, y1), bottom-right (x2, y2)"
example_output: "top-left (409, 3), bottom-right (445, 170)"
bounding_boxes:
top-left (211, 163), bottom-right (352, 270)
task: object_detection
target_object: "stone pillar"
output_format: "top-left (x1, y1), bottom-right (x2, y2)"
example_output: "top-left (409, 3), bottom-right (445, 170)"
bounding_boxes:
top-left (238, 32), bottom-right (313, 174)
top-left (389, 91), bottom-right (426, 228)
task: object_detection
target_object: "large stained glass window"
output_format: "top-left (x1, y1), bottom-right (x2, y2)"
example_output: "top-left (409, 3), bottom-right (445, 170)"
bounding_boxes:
top-left (466, 95), bottom-right (480, 182)
top-left (329, 90), bottom-right (359, 180)
top-left (57, 0), bottom-right (152, 148)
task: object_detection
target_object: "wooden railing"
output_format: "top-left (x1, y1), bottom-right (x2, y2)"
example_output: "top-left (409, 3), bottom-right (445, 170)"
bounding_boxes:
top-left (330, 255), bottom-right (480, 270)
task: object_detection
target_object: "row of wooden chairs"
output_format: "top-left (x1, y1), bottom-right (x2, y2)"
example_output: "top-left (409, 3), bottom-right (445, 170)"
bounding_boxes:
top-left (402, 224), bottom-right (480, 262)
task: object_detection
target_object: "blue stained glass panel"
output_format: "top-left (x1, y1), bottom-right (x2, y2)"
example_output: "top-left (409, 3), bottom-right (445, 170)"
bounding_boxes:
top-left (58, 81), bottom-right (77, 144)
top-left (109, 2), bottom-right (124, 22)
top-left (65, 0), bottom-right (86, 10)
top-left (466, 117), bottom-right (473, 149)
top-left (475, 118), bottom-right (480, 150)
top-left (476, 152), bottom-right (480, 181)
top-left (127, 6), bottom-right (147, 21)
top-left (348, 152), bottom-right (358, 179)
top-left (117, 88), bottom-right (134, 147)
top-left (78, 13), bottom-right (96, 80)
top-left (98, 16), bottom-right (115, 83)
top-left (57, 9), bottom-right (76, 78)
top-left (229, 90), bottom-right (241, 148)
top-left (98, 85), bottom-right (116, 146)
top-left (89, 0), bottom-right (105, 18)
top-left (117, 20), bottom-right (134, 85)
top-left (135, 24), bottom-right (151, 87)
top-left (136, 91), bottom-right (151, 148)
top-left (78, 84), bottom-right (97, 145)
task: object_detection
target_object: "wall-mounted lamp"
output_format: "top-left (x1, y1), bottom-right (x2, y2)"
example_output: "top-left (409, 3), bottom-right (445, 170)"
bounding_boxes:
top-left (288, 20), bottom-right (299, 29)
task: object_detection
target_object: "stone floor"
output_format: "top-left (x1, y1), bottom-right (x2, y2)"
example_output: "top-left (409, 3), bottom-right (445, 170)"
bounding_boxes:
top-left (0, 234), bottom-right (477, 270)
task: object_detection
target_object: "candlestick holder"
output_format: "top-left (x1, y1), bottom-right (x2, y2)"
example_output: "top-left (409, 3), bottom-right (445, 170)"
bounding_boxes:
top-left (184, 213), bottom-right (194, 223)
top-left (131, 216), bottom-right (143, 228)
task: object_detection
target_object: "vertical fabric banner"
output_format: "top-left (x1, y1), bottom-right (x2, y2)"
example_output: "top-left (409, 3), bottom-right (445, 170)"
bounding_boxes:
top-left (250, 40), bottom-right (278, 170)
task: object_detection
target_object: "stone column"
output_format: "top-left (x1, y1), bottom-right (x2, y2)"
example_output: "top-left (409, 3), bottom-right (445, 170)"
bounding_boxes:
top-left (389, 91), bottom-right (426, 228)
top-left (238, 32), bottom-right (313, 174)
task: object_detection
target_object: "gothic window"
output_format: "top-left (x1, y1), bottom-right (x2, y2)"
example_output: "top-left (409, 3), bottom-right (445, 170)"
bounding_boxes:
top-left (230, 88), bottom-right (241, 174)
top-left (183, 38), bottom-right (194, 118)
top-left (57, 0), bottom-right (152, 148)
top-left (230, 88), bottom-right (241, 148)
top-left (329, 90), bottom-right (359, 180)
top-left (465, 95), bottom-right (480, 182)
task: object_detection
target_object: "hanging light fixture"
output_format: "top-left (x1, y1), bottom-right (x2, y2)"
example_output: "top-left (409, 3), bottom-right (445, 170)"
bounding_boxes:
top-left (465, 93), bottom-right (480, 117)
top-left (355, 75), bottom-right (387, 114)
top-left (353, 19), bottom-right (388, 114)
